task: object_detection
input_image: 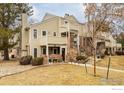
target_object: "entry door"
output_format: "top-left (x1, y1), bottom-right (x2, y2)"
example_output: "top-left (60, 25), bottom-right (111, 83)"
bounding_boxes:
top-left (34, 48), bottom-right (37, 57)
top-left (62, 48), bottom-right (65, 61)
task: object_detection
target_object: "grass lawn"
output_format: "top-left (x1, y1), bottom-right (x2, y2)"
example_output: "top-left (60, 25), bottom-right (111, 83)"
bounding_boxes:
top-left (0, 60), bottom-right (18, 66)
top-left (96, 56), bottom-right (124, 70)
top-left (0, 64), bottom-right (124, 85)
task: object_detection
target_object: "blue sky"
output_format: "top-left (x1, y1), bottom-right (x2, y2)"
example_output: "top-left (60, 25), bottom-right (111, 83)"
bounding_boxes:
top-left (29, 3), bottom-right (86, 23)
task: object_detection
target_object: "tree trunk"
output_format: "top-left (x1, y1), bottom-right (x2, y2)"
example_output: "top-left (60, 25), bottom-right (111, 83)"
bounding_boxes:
top-left (93, 49), bottom-right (96, 76)
top-left (3, 48), bottom-right (9, 60)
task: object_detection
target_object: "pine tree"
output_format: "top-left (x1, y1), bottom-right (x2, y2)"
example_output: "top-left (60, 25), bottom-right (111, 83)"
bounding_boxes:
top-left (0, 3), bottom-right (33, 60)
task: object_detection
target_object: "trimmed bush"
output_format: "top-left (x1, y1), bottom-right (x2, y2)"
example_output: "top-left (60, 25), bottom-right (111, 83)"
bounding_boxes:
top-left (100, 53), bottom-right (106, 59)
top-left (58, 59), bottom-right (63, 62)
top-left (101, 54), bottom-right (105, 59)
top-left (76, 55), bottom-right (89, 64)
top-left (116, 51), bottom-right (124, 55)
top-left (76, 55), bottom-right (87, 61)
top-left (31, 57), bottom-right (43, 66)
top-left (19, 55), bottom-right (32, 65)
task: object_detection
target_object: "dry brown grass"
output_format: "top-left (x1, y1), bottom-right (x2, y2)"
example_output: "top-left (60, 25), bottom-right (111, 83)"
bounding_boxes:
top-left (0, 64), bottom-right (124, 85)
top-left (0, 60), bottom-right (18, 67)
top-left (96, 56), bottom-right (124, 70)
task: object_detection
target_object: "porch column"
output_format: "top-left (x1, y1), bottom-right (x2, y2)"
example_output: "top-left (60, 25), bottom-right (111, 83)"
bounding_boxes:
top-left (64, 20), bottom-right (70, 62)
top-left (60, 47), bottom-right (62, 55)
top-left (67, 22), bottom-right (70, 53)
top-left (77, 31), bottom-right (80, 54)
top-left (46, 31), bottom-right (49, 64)
top-left (67, 21), bottom-right (70, 62)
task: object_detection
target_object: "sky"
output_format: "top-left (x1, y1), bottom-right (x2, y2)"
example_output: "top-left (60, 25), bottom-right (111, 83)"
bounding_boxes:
top-left (29, 3), bottom-right (86, 23)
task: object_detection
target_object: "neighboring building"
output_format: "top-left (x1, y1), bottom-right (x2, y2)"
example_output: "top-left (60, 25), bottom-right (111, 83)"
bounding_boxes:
top-left (82, 22), bottom-right (122, 56)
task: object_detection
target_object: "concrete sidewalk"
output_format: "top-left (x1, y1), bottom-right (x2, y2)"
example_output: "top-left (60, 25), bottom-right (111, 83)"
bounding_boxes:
top-left (68, 62), bottom-right (124, 73)
top-left (0, 62), bottom-right (65, 78)
top-left (0, 62), bottom-right (38, 78)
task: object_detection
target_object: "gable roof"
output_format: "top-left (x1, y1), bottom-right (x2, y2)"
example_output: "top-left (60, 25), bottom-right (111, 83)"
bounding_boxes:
top-left (42, 13), bottom-right (58, 21)
top-left (64, 15), bottom-right (79, 23)
top-left (30, 12), bottom-right (83, 26)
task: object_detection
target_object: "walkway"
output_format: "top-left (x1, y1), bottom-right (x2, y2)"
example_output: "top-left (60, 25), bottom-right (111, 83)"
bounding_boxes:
top-left (0, 62), bottom-right (38, 78)
top-left (68, 62), bottom-right (124, 73)
top-left (0, 61), bottom-right (124, 78)
top-left (0, 62), bottom-right (64, 78)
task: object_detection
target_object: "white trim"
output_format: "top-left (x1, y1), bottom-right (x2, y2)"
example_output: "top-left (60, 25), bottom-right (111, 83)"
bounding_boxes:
top-left (32, 48), bottom-right (34, 57)
top-left (40, 30), bottom-right (42, 37)
top-left (77, 25), bottom-right (80, 53)
top-left (33, 29), bottom-right (38, 39)
top-left (46, 30), bottom-right (49, 63)
top-left (29, 29), bottom-right (31, 55)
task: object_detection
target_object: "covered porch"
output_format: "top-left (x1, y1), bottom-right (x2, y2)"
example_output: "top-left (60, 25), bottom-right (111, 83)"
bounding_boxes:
top-left (40, 45), bottom-right (66, 63)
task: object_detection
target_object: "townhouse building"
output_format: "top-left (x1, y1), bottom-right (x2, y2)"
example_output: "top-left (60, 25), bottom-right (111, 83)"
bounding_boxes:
top-left (21, 13), bottom-right (85, 62)
top-left (20, 12), bottom-right (122, 62)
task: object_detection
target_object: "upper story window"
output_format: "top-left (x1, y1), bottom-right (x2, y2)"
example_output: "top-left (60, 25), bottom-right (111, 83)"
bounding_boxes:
top-left (42, 31), bottom-right (46, 36)
top-left (33, 29), bottom-right (37, 39)
top-left (53, 32), bottom-right (56, 36)
top-left (61, 32), bottom-right (66, 37)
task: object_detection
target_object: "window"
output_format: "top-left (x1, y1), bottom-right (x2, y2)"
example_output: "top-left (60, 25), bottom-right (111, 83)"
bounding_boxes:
top-left (53, 32), bottom-right (56, 36)
top-left (53, 47), bottom-right (60, 54)
top-left (61, 32), bottom-right (66, 37)
top-left (54, 49), bottom-right (57, 54)
top-left (34, 48), bottom-right (37, 57)
top-left (49, 47), bottom-right (52, 54)
top-left (43, 48), bottom-right (46, 54)
top-left (33, 29), bottom-right (37, 39)
top-left (41, 47), bottom-right (46, 55)
top-left (42, 31), bottom-right (46, 36)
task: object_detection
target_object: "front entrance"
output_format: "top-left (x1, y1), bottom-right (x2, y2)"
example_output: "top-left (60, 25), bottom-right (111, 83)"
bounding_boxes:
top-left (62, 48), bottom-right (65, 61)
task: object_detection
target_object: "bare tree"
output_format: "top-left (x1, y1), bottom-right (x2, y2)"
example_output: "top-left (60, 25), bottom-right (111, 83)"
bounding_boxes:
top-left (83, 3), bottom-right (124, 76)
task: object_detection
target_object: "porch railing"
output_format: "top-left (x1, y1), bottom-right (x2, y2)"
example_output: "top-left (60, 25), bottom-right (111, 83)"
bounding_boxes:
top-left (41, 54), bottom-right (63, 63)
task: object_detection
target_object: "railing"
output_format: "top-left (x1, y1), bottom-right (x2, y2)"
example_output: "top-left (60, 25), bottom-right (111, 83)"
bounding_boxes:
top-left (40, 36), bottom-right (67, 45)
top-left (41, 54), bottom-right (63, 63)
top-left (48, 36), bottom-right (66, 44)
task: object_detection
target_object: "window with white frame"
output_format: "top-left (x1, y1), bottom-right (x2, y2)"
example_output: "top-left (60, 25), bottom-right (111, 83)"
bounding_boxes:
top-left (33, 29), bottom-right (37, 39)
top-left (42, 31), bottom-right (46, 36)
top-left (53, 32), bottom-right (56, 36)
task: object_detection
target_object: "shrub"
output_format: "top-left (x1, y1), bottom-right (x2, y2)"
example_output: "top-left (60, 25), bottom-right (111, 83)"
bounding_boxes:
top-left (57, 58), bottom-right (63, 62)
top-left (101, 54), bottom-right (105, 59)
top-left (53, 59), bottom-right (58, 62)
top-left (49, 59), bottom-right (52, 63)
top-left (116, 51), bottom-right (124, 55)
top-left (76, 55), bottom-right (87, 61)
top-left (105, 50), bottom-right (109, 55)
top-left (100, 53), bottom-right (105, 59)
top-left (31, 57), bottom-right (43, 66)
top-left (19, 55), bottom-right (32, 65)
top-left (69, 48), bottom-right (78, 62)
top-left (76, 55), bottom-right (89, 64)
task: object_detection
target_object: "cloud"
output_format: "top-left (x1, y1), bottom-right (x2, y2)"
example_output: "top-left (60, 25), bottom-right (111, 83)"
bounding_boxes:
top-left (28, 4), bottom-right (43, 23)
top-left (29, 3), bottom-right (86, 23)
